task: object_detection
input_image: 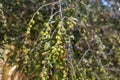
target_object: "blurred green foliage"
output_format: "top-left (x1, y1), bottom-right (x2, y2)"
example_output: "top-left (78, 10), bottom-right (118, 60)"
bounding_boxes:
top-left (0, 0), bottom-right (120, 80)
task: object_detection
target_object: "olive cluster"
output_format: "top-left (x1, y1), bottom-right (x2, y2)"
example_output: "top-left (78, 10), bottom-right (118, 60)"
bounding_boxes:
top-left (26, 19), bottom-right (35, 35)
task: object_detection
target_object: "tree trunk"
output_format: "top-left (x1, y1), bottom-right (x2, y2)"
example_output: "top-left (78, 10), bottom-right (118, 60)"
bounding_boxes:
top-left (2, 63), bottom-right (28, 80)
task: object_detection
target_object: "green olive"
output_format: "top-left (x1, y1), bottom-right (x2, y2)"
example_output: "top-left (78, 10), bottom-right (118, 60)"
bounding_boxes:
top-left (31, 19), bottom-right (35, 24)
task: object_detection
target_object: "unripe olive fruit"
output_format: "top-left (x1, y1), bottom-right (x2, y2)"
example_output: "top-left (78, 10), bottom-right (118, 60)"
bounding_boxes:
top-left (56, 36), bottom-right (61, 40)
top-left (31, 19), bottom-right (35, 24)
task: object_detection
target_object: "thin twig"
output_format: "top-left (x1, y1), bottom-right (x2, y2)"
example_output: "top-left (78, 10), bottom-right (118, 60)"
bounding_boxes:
top-left (105, 67), bottom-right (120, 72)
top-left (59, 0), bottom-right (63, 20)
top-left (30, 1), bottom-right (59, 24)
top-left (78, 48), bottom-right (90, 64)
top-left (48, 11), bottom-right (59, 23)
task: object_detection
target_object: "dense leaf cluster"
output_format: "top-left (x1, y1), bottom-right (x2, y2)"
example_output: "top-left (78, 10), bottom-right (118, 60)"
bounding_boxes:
top-left (0, 0), bottom-right (120, 80)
